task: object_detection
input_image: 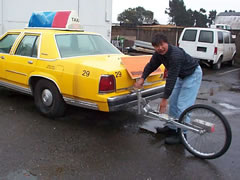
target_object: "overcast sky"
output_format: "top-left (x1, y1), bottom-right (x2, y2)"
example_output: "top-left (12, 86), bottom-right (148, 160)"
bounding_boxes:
top-left (112, 0), bottom-right (239, 24)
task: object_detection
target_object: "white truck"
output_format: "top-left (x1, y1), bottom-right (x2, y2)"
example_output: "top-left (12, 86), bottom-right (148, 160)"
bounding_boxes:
top-left (210, 24), bottom-right (231, 30)
top-left (178, 27), bottom-right (236, 69)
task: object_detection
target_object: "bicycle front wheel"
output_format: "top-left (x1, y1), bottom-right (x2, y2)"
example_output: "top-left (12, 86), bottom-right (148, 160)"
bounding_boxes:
top-left (178, 104), bottom-right (232, 159)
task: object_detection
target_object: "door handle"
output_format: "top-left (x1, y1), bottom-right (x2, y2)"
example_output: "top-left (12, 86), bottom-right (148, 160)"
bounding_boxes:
top-left (0, 56), bottom-right (5, 59)
top-left (28, 61), bottom-right (33, 64)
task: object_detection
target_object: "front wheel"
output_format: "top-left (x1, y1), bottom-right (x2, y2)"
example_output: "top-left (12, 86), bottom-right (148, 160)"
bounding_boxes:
top-left (178, 104), bottom-right (232, 159)
top-left (34, 79), bottom-right (66, 118)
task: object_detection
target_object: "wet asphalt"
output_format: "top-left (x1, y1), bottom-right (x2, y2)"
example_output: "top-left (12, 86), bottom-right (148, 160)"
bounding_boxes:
top-left (0, 64), bottom-right (240, 180)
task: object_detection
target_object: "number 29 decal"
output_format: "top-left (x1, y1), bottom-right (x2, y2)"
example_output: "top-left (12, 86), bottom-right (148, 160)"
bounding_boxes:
top-left (82, 70), bottom-right (90, 77)
top-left (115, 71), bottom-right (122, 78)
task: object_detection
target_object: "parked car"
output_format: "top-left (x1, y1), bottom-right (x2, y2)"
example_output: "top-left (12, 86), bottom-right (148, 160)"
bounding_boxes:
top-left (210, 24), bottom-right (232, 30)
top-left (0, 11), bottom-right (165, 117)
top-left (178, 27), bottom-right (236, 69)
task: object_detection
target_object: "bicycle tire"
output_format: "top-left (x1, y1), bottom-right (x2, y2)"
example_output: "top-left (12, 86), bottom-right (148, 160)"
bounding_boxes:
top-left (178, 104), bottom-right (232, 159)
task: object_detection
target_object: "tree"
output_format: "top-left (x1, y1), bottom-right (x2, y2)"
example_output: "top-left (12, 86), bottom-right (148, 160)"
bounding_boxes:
top-left (185, 9), bottom-right (195, 26)
top-left (208, 10), bottom-right (217, 26)
top-left (153, 19), bottom-right (159, 25)
top-left (225, 10), bottom-right (236, 12)
top-left (165, 0), bottom-right (190, 26)
top-left (117, 6), bottom-right (154, 25)
top-left (193, 9), bottom-right (208, 27)
top-left (165, 0), bottom-right (210, 27)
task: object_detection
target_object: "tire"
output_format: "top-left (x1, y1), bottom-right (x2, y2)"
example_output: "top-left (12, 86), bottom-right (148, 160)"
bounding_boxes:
top-left (178, 104), bottom-right (232, 159)
top-left (228, 54), bottom-right (236, 66)
top-left (213, 57), bottom-right (222, 70)
top-left (34, 79), bottom-right (66, 118)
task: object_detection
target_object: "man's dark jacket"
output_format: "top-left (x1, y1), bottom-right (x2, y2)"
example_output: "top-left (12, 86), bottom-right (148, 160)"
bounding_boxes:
top-left (141, 44), bottom-right (199, 99)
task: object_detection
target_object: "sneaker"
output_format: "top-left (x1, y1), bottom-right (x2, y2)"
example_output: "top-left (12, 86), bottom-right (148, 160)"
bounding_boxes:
top-left (165, 135), bottom-right (181, 145)
top-left (156, 126), bottom-right (177, 135)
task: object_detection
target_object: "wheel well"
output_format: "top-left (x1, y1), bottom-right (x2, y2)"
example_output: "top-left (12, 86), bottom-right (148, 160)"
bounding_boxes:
top-left (216, 55), bottom-right (223, 63)
top-left (232, 53), bottom-right (236, 59)
top-left (29, 76), bottom-right (60, 94)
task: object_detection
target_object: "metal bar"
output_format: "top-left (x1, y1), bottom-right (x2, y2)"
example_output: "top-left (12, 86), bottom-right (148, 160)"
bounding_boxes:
top-left (147, 112), bottom-right (201, 134)
top-left (137, 89), bottom-right (142, 115)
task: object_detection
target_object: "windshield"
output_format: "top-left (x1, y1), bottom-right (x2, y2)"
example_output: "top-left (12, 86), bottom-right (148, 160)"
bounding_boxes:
top-left (55, 34), bottom-right (121, 58)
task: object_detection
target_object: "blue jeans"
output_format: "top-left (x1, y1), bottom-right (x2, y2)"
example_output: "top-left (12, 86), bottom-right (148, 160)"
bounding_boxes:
top-left (166, 65), bottom-right (202, 129)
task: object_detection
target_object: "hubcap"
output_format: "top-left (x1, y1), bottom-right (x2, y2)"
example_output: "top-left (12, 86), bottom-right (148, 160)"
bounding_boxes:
top-left (41, 89), bottom-right (53, 106)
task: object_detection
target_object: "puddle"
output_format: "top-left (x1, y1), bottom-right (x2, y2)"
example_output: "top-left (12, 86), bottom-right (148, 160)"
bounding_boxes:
top-left (3, 170), bottom-right (37, 180)
top-left (219, 103), bottom-right (240, 110)
top-left (139, 119), bottom-right (165, 133)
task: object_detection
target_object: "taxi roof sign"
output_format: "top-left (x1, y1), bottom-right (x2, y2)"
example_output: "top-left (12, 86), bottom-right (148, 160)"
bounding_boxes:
top-left (28, 10), bottom-right (82, 30)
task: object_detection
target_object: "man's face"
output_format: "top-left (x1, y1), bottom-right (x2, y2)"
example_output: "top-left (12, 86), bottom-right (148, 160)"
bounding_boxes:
top-left (154, 42), bottom-right (168, 55)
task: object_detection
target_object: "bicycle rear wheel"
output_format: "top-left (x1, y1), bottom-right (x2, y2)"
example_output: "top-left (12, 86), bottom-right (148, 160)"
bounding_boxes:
top-left (178, 104), bottom-right (232, 159)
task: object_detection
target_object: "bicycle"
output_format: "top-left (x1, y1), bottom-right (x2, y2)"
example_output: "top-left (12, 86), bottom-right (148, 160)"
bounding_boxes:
top-left (135, 89), bottom-right (232, 159)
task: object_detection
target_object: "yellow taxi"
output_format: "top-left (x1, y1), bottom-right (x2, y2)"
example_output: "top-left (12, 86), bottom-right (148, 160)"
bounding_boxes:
top-left (0, 11), bottom-right (165, 117)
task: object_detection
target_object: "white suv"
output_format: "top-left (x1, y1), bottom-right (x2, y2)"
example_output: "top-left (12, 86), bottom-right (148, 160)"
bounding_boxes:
top-left (178, 27), bottom-right (236, 69)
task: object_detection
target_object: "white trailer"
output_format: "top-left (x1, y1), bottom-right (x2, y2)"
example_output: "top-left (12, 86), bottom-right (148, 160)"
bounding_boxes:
top-left (0, 0), bottom-right (112, 40)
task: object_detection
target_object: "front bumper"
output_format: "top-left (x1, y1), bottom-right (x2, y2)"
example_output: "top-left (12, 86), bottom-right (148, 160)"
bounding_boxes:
top-left (108, 85), bottom-right (165, 111)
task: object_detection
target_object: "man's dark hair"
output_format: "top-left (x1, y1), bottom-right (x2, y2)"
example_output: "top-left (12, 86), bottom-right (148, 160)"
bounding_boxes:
top-left (152, 34), bottom-right (168, 46)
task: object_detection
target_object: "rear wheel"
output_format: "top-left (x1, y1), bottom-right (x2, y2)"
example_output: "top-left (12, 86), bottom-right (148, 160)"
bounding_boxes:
top-left (228, 54), bottom-right (236, 66)
top-left (213, 57), bottom-right (222, 70)
top-left (34, 79), bottom-right (66, 118)
top-left (178, 104), bottom-right (232, 159)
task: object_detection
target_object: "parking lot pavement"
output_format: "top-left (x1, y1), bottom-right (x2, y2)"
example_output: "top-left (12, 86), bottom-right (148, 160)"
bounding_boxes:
top-left (0, 65), bottom-right (240, 180)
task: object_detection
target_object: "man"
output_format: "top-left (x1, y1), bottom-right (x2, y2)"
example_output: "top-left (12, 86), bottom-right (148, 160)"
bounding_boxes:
top-left (134, 34), bottom-right (202, 144)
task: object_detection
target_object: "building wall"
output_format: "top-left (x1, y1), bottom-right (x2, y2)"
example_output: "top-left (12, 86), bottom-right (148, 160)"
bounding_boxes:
top-left (0, 0), bottom-right (112, 40)
top-left (0, 0), bottom-right (2, 34)
top-left (215, 16), bottom-right (240, 30)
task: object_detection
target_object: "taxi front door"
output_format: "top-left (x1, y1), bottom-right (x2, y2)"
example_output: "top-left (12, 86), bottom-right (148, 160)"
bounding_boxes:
top-left (3, 34), bottom-right (39, 87)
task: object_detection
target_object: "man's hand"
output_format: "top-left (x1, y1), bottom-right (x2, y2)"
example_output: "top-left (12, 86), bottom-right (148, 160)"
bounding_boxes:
top-left (159, 98), bottom-right (168, 113)
top-left (134, 78), bottom-right (144, 89)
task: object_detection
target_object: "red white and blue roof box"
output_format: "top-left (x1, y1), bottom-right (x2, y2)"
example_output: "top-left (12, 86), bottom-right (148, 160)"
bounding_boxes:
top-left (28, 10), bottom-right (82, 30)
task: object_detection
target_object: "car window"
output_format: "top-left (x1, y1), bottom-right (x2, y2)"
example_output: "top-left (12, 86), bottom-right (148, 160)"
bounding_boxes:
top-left (32, 37), bottom-right (39, 57)
top-left (216, 25), bottom-right (224, 29)
top-left (199, 30), bottom-right (213, 43)
top-left (223, 32), bottom-right (230, 44)
top-left (0, 34), bottom-right (19, 53)
top-left (226, 26), bottom-right (231, 30)
top-left (218, 32), bottom-right (223, 44)
top-left (15, 35), bottom-right (39, 57)
top-left (55, 34), bottom-right (121, 58)
top-left (182, 30), bottom-right (197, 41)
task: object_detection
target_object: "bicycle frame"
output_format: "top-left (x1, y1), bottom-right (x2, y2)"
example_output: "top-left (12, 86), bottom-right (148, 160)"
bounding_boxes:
top-left (136, 89), bottom-right (206, 135)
